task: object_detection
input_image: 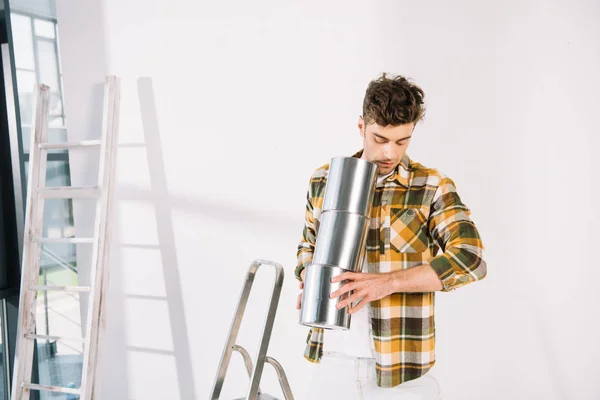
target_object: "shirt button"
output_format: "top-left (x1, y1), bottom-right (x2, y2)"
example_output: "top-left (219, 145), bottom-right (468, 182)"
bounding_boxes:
top-left (406, 209), bottom-right (414, 216)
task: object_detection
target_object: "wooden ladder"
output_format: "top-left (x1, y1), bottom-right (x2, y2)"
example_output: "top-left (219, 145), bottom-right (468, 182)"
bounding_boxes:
top-left (11, 76), bottom-right (120, 399)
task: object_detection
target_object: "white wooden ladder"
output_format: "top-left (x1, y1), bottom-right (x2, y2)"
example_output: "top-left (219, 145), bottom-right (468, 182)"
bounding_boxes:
top-left (11, 76), bottom-right (120, 400)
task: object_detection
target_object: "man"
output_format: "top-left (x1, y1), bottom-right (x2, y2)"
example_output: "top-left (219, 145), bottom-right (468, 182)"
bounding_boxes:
top-left (295, 73), bottom-right (487, 399)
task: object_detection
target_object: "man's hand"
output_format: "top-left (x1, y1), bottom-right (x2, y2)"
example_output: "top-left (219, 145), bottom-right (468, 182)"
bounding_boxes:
top-left (296, 269), bottom-right (306, 310)
top-left (330, 265), bottom-right (444, 313)
top-left (329, 271), bottom-right (394, 314)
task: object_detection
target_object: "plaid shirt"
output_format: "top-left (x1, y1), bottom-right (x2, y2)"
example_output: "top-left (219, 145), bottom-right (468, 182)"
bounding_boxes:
top-left (295, 151), bottom-right (487, 388)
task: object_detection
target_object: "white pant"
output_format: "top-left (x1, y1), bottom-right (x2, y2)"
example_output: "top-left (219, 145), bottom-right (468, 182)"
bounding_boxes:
top-left (305, 352), bottom-right (442, 400)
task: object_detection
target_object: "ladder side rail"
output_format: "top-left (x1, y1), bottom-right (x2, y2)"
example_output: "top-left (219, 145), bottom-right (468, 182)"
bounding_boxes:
top-left (210, 261), bottom-right (262, 399)
top-left (245, 260), bottom-right (284, 400)
top-left (81, 75), bottom-right (121, 400)
top-left (11, 84), bottom-right (51, 400)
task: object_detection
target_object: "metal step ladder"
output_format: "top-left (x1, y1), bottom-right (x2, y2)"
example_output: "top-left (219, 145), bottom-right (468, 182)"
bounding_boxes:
top-left (11, 76), bottom-right (120, 399)
top-left (211, 259), bottom-right (294, 400)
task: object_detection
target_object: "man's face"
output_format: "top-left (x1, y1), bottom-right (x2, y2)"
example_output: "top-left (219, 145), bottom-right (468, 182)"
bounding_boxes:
top-left (359, 117), bottom-right (415, 176)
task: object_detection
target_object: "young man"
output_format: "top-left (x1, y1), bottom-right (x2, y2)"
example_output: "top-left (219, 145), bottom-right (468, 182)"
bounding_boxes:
top-left (295, 73), bottom-right (487, 399)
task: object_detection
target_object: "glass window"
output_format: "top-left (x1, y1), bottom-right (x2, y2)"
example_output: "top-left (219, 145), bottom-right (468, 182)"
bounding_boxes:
top-left (34, 19), bottom-right (56, 39)
top-left (10, 13), bottom-right (35, 70)
top-left (16, 68), bottom-right (36, 95)
top-left (19, 125), bottom-right (68, 154)
top-left (49, 92), bottom-right (63, 117)
top-left (48, 116), bottom-right (65, 129)
top-left (37, 40), bottom-right (60, 91)
top-left (15, 69), bottom-right (36, 131)
top-left (9, 11), bottom-right (83, 399)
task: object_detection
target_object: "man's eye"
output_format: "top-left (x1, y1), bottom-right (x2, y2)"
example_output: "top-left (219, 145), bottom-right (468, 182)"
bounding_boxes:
top-left (374, 137), bottom-right (386, 144)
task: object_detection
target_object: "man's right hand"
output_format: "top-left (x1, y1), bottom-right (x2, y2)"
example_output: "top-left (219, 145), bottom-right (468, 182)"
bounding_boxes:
top-left (296, 269), bottom-right (306, 310)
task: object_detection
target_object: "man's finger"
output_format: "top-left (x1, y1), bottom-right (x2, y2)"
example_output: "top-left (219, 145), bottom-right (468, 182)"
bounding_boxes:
top-left (331, 271), bottom-right (360, 283)
top-left (330, 281), bottom-right (358, 299)
top-left (337, 290), bottom-right (364, 310)
top-left (348, 296), bottom-right (369, 314)
top-left (296, 279), bottom-right (304, 310)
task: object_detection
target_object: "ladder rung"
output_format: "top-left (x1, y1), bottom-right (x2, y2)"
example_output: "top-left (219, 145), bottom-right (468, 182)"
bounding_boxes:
top-left (39, 140), bottom-right (102, 149)
top-left (22, 383), bottom-right (80, 395)
top-left (25, 333), bottom-right (86, 343)
top-left (29, 285), bottom-right (91, 293)
top-left (41, 237), bottom-right (94, 244)
top-left (41, 187), bottom-right (100, 199)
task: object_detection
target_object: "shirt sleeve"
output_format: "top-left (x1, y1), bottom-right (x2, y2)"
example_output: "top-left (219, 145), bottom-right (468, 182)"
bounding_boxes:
top-left (295, 180), bottom-right (317, 282)
top-left (427, 176), bottom-right (487, 291)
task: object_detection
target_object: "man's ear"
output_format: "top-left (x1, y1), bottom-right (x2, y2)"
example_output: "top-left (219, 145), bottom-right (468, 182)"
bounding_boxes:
top-left (358, 116), bottom-right (365, 137)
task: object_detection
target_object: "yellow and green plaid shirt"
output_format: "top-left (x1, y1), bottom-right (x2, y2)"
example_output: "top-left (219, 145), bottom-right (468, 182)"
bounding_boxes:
top-left (295, 151), bottom-right (487, 388)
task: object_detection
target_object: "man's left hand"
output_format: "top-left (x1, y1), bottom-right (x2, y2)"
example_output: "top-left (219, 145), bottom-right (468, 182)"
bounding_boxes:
top-left (330, 272), bottom-right (394, 314)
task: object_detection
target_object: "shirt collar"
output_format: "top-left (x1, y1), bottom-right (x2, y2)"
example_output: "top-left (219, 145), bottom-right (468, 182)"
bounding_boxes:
top-left (351, 150), bottom-right (411, 188)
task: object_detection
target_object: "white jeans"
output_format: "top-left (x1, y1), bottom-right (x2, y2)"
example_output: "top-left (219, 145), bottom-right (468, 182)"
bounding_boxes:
top-left (305, 352), bottom-right (442, 400)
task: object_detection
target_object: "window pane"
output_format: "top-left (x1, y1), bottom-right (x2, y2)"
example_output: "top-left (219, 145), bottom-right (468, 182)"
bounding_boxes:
top-left (48, 130), bottom-right (68, 147)
top-left (35, 333), bottom-right (83, 397)
top-left (21, 126), bottom-right (31, 154)
top-left (36, 258), bottom-right (82, 397)
top-left (20, 127), bottom-right (68, 154)
top-left (49, 117), bottom-right (65, 129)
top-left (16, 70), bottom-right (36, 153)
top-left (9, 0), bottom-right (56, 20)
top-left (16, 68), bottom-right (36, 95)
top-left (22, 161), bottom-right (83, 395)
top-left (37, 195), bottom-right (82, 398)
top-left (49, 92), bottom-right (63, 117)
top-left (25, 160), bottom-right (73, 188)
top-left (10, 13), bottom-right (35, 70)
top-left (37, 40), bottom-right (60, 91)
top-left (34, 19), bottom-right (56, 39)
top-left (10, 10), bottom-right (82, 400)
top-left (44, 160), bottom-right (70, 187)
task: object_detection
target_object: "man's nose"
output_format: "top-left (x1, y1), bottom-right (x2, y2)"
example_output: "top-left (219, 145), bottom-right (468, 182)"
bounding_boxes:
top-left (383, 143), bottom-right (396, 160)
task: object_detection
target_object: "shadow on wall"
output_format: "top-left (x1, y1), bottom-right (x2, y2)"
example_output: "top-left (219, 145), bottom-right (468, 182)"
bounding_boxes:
top-left (116, 187), bottom-right (299, 232)
top-left (128, 77), bottom-right (199, 399)
top-left (111, 77), bottom-right (301, 399)
top-left (105, 78), bottom-right (200, 400)
top-left (104, 208), bottom-right (130, 398)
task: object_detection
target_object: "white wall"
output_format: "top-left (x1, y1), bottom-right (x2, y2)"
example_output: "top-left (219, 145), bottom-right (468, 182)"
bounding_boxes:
top-left (55, 1), bottom-right (600, 399)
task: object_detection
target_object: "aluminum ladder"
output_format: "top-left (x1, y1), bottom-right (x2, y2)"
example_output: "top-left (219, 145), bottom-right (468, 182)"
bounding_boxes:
top-left (211, 259), bottom-right (294, 400)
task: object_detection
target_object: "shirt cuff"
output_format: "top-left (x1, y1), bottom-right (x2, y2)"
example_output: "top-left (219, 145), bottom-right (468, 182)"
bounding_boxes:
top-left (429, 254), bottom-right (457, 292)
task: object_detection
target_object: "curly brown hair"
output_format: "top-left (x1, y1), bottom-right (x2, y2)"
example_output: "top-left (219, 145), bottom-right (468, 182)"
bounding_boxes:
top-left (362, 73), bottom-right (426, 126)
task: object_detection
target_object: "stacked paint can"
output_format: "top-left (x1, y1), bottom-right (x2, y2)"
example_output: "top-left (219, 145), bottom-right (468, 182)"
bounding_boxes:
top-left (299, 156), bottom-right (378, 330)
